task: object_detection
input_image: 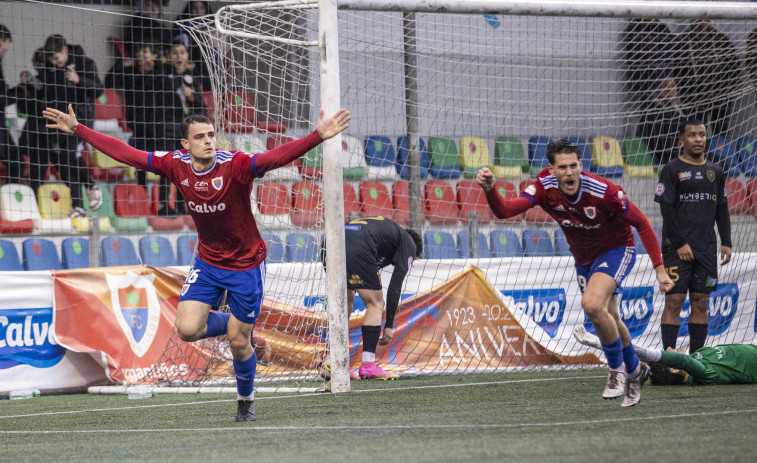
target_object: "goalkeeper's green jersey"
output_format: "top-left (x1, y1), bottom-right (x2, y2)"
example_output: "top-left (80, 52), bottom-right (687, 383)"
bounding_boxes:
top-left (687, 344), bottom-right (757, 385)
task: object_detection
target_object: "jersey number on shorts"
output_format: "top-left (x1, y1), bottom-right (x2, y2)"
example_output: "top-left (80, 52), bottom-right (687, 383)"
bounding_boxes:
top-left (185, 269), bottom-right (201, 285)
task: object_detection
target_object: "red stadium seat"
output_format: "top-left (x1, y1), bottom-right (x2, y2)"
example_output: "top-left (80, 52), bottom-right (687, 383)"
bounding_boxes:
top-left (257, 120), bottom-right (287, 133)
top-left (747, 178), bottom-right (757, 216)
top-left (224, 90), bottom-right (257, 133)
top-left (344, 183), bottom-right (359, 220)
top-left (257, 182), bottom-right (289, 216)
top-left (725, 178), bottom-right (748, 215)
top-left (290, 181), bottom-right (323, 227)
top-left (0, 217), bottom-right (34, 234)
top-left (95, 88), bottom-right (131, 133)
top-left (392, 180), bottom-right (410, 226)
top-left (113, 184), bottom-right (149, 217)
top-left (150, 183), bottom-right (182, 215)
top-left (491, 180), bottom-right (523, 223)
top-left (148, 216), bottom-right (185, 231)
top-left (519, 181), bottom-right (552, 223)
top-left (358, 181), bottom-right (393, 218)
top-left (456, 180), bottom-right (492, 224)
top-left (424, 180), bottom-right (457, 225)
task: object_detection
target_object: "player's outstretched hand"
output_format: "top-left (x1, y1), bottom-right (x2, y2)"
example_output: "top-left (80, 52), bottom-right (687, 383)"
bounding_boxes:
top-left (475, 167), bottom-right (495, 192)
top-left (317, 108), bottom-right (350, 140)
top-left (378, 327), bottom-right (395, 346)
top-left (43, 104), bottom-right (79, 134)
top-left (720, 246), bottom-right (732, 266)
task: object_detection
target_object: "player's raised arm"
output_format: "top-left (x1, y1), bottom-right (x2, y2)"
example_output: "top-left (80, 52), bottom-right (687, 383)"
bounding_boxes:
top-left (476, 167), bottom-right (532, 219)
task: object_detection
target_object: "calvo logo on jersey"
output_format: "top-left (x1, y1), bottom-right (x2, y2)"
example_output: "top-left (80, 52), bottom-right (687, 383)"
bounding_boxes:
top-left (105, 272), bottom-right (162, 358)
top-left (678, 283), bottom-right (738, 337)
top-left (584, 286), bottom-right (653, 339)
top-left (212, 176), bottom-right (223, 190)
top-left (500, 288), bottom-right (565, 338)
top-left (0, 307), bottom-right (65, 370)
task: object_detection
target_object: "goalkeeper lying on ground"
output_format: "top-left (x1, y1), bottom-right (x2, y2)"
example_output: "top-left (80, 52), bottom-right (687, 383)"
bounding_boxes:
top-left (574, 325), bottom-right (757, 386)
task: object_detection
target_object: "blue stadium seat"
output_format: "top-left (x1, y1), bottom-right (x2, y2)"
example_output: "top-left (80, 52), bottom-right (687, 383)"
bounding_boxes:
top-left (632, 229), bottom-right (645, 255)
top-left (566, 136), bottom-right (594, 172)
top-left (139, 237), bottom-right (177, 266)
top-left (62, 237), bottom-right (89, 269)
top-left (490, 230), bottom-right (523, 257)
top-left (364, 136), bottom-right (396, 167)
top-left (522, 228), bottom-right (554, 257)
top-left (708, 135), bottom-right (740, 177)
top-left (22, 238), bottom-right (62, 271)
top-left (396, 136), bottom-right (430, 179)
top-left (101, 236), bottom-right (140, 267)
top-left (737, 136), bottom-right (757, 177)
top-left (553, 229), bottom-right (571, 257)
top-left (176, 235), bottom-right (197, 266)
top-left (261, 233), bottom-right (285, 263)
top-left (286, 232), bottom-right (318, 262)
top-left (455, 230), bottom-right (489, 258)
top-left (653, 225), bottom-right (663, 249)
top-left (423, 230), bottom-right (457, 259)
top-left (0, 239), bottom-right (22, 271)
top-left (528, 136), bottom-right (552, 176)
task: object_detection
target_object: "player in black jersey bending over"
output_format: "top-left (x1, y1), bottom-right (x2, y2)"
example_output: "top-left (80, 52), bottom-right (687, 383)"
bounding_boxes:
top-left (654, 118), bottom-right (732, 353)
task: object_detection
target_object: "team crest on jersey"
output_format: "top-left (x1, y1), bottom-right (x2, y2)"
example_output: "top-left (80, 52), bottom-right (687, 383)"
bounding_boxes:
top-left (525, 185), bottom-right (537, 196)
top-left (212, 176), bottom-right (223, 190)
top-left (583, 206), bottom-right (596, 219)
top-left (707, 169), bottom-right (715, 182)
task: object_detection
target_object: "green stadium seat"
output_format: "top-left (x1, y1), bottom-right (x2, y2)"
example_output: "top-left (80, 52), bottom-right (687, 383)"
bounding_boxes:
top-left (621, 137), bottom-right (654, 178)
top-left (492, 136), bottom-right (528, 178)
top-left (428, 136), bottom-right (461, 179)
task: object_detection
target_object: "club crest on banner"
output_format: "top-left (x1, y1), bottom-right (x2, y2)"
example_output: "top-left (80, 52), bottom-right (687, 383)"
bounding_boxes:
top-left (212, 176), bottom-right (223, 190)
top-left (583, 206), bottom-right (596, 219)
top-left (105, 272), bottom-right (162, 358)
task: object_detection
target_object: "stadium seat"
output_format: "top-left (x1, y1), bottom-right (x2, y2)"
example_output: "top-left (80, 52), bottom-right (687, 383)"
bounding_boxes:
top-left (225, 90), bottom-right (257, 133)
top-left (343, 183), bottom-right (360, 221)
top-left (22, 238), bottom-right (62, 271)
top-left (37, 183), bottom-right (72, 220)
top-left (591, 136), bottom-right (624, 178)
top-left (82, 143), bottom-right (124, 181)
top-left (747, 178), bottom-right (757, 215)
top-left (298, 145), bottom-right (322, 179)
top-left (725, 178), bottom-right (749, 215)
top-left (176, 235), bottom-right (198, 266)
top-left (708, 135), bottom-right (740, 177)
top-left (391, 181), bottom-right (410, 226)
top-left (224, 133), bottom-right (266, 154)
top-left (359, 181), bottom-right (393, 218)
top-left (456, 180), bottom-right (492, 224)
top-left (395, 136), bottom-right (430, 179)
top-left (94, 88), bottom-right (130, 133)
top-left (621, 137), bottom-right (655, 178)
top-left (112, 184), bottom-right (149, 232)
top-left (428, 136), bottom-right (461, 179)
top-left (423, 230), bottom-right (457, 259)
top-left (147, 184), bottom-right (186, 230)
top-left (261, 233), bottom-right (285, 263)
top-left (340, 134), bottom-right (367, 180)
top-left (424, 180), bottom-right (458, 224)
top-left (522, 228), bottom-right (554, 257)
top-left (126, 166), bottom-right (160, 183)
top-left (458, 136), bottom-right (490, 178)
top-left (286, 232), bottom-right (318, 262)
top-left (519, 181), bottom-right (551, 223)
top-left (491, 180), bottom-right (523, 223)
top-left (566, 136), bottom-right (594, 173)
top-left (528, 136), bottom-right (552, 177)
top-left (737, 136), bottom-right (757, 177)
top-left (139, 236), bottom-right (177, 267)
top-left (101, 236), bottom-right (140, 267)
top-left (0, 216), bottom-right (33, 234)
top-left (363, 136), bottom-right (397, 179)
top-left (490, 230), bottom-right (523, 257)
top-left (0, 183), bottom-right (66, 233)
top-left (256, 182), bottom-right (290, 216)
top-left (0, 239), bottom-right (22, 271)
top-left (290, 181), bottom-right (323, 227)
top-left (73, 184), bottom-right (113, 233)
top-left (456, 230), bottom-right (490, 258)
top-left (492, 136), bottom-right (528, 178)
top-left (553, 229), bottom-right (571, 256)
top-left (61, 237), bottom-right (89, 269)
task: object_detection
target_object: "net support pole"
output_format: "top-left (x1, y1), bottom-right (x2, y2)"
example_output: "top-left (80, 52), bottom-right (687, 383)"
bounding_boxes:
top-left (88, 217), bottom-right (100, 268)
top-left (319, 0), bottom-right (350, 394)
top-left (403, 12), bottom-right (423, 234)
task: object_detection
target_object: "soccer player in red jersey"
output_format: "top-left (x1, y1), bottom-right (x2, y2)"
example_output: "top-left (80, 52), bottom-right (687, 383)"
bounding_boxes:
top-left (44, 103), bottom-right (350, 421)
top-left (476, 139), bottom-right (674, 407)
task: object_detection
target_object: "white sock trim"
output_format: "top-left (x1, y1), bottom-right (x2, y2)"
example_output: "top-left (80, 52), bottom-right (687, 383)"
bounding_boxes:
top-left (362, 352), bottom-right (375, 363)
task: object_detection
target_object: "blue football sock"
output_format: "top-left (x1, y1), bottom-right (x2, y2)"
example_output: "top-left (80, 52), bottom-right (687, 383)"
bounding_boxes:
top-left (622, 341), bottom-right (640, 377)
top-left (203, 312), bottom-right (230, 339)
top-left (233, 352), bottom-right (257, 399)
top-left (600, 337), bottom-right (623, 370)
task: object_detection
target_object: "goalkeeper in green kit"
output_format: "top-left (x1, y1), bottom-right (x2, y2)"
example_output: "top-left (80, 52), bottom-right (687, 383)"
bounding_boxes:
top-left (574, 326), bottom-right (757, 386)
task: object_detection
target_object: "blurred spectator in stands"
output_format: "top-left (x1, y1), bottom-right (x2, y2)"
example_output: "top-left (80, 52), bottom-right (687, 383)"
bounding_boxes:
top-left (677, 20), bottom-right (741, 137)
top-left (173, 1), bottom-right (216, 91)
top-left (620, 19), bottom-right (685, 112)
top-left (0, 24), bottom-right (24, 184)
top-left (636, 77), bottom-right (688, 165)
top-left (37, 34), bottom-right (103, 217)
top-left (123, 0), bottom-right (173, 59)
top-left (16, 48), bottom-right (51, 195)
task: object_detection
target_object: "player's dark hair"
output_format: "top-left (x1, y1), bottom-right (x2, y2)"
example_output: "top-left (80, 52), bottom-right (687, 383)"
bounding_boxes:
top-left (546, 139), bottom-right (581, 165)
top-left (406, 228), bottom-right (423, 259)
top-left (0, 24), bottom-right (11, 42)
top-left (649, 362), bottom-right (686, 386)
top-left (678, 118), bottom-right (705, 137)
top-left (181, 114), bottom-right (213, 139)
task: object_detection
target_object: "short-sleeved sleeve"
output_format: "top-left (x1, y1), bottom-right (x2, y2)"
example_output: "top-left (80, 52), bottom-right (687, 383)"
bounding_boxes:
top-left (229, 151), bottom-right (257, 184)
top-left (149, 150), bottom-right (177, 179)
top-left (604, 183), bottom-right (630, 217)
top-left (654, 165), bottom-right (678, 205)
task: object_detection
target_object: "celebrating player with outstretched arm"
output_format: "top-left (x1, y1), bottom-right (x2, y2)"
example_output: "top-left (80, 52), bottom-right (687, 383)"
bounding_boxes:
top-left (43, 103), bottom-right (350, 422)
top-left (476, 139), bottom-right (674, 407)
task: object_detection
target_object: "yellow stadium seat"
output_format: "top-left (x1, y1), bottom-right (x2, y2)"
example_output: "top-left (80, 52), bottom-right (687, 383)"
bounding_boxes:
top-left (590, 136), bottom-right (624, 178)
top-left (126, 166), bottom-right (160, 182)
top-left (92, 147), bottom-right (129, 169)
top-left (71, 216), bottom-right (112, 232)
top-left (490, 165), bottom-right (522, 178)
top-left (458, 136), bottom-right (490, 178)
top-left (37, 183), bottom-right (72, 220)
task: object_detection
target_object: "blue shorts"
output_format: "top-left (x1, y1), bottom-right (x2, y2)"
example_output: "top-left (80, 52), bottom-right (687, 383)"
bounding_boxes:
top-left (574, 247), bottom-right (636, 295)
top-left (179, 256), bottom-right (265, 324)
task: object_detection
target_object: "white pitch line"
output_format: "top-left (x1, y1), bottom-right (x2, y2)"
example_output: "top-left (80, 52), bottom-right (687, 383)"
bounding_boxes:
top-left (0, 374), bottom-right (604, 421)
top-left (1, 408), bottom-right (756, 434)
